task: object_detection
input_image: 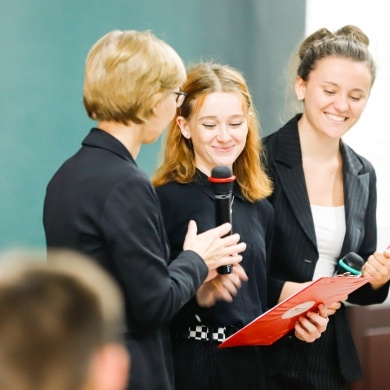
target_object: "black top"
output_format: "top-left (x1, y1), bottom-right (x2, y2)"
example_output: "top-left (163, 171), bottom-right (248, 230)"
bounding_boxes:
top-left (43, 128), bottom-right (208, 390)
top-left (156, 170), bottom-right (274, 330)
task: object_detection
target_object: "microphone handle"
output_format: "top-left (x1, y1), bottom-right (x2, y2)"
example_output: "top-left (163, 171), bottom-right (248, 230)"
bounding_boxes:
top-left (215, 194), bottom-right (233, 274)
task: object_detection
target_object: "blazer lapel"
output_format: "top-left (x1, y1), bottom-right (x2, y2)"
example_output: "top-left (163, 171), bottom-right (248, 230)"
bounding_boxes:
top-left (340, 141), bottom-right (370, 253)
top-left (273, 119), bottom-right (317, 248)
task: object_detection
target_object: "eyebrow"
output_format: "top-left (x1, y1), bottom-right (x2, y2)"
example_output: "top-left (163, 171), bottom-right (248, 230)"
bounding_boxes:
top-left (322, 81), bottom-right (368, 93)
top-left (198, 114), bottom-right (246, 121)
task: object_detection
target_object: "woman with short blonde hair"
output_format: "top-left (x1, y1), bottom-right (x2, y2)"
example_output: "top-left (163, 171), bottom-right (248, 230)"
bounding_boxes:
top-left (44, 31), bottom-right (246, 390)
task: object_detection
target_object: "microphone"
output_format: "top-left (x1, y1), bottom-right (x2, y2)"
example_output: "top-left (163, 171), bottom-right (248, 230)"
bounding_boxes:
top-left (335, 252), bottom-right (364, 276)
top-left (208, 166), bottom-right (236, 274)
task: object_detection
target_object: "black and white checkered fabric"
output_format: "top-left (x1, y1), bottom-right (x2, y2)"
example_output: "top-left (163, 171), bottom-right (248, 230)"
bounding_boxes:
top-left (188, 325), bottom-right (227, 342)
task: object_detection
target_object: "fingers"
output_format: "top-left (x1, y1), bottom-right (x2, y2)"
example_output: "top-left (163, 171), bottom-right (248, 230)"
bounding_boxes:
top-left (216, 234), bottom-right (246, 264)
top-left (294, 305), bottom-right (329, 343)
top-left (211, 275), bottom-right (239, 302)
top-left (186, 220), bottom-right (198, 235)
top-left (317, 303), bottom-right (328, 319)
top-left (325, 299), bottom-right (346, 316)
top-left (363, 251), bottom-right (390, 289)
top-left (183, 221), bottom-right (246, 271)
top-left (197, 272), bottom-right (246, 308)
top-left (199, 224), bottom-right (246, 255)
top-left (204, 269), bottom-right (218, 283)
top-left (232, 264), bottom-right (249, 282)
top-left (201, 222), bottom-right (233, 240)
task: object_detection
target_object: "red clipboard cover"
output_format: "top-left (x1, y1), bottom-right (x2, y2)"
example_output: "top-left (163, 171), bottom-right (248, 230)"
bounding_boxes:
top-left (219, 275), bottom-right (371, 348)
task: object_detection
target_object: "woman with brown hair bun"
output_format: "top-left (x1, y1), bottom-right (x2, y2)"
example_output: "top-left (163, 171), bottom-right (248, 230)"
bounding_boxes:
top-left (263, 25), bottom-right (390, 389)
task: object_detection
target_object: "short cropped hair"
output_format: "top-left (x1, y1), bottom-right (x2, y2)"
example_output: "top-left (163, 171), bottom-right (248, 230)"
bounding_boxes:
top-left (0, 250), bottom-right (125, 390)
top-left (83, 29), bottom-right (186, 125)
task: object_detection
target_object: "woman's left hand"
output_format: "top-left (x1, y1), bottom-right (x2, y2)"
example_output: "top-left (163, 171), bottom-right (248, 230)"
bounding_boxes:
top-left (294, 303), bottom-right (329, 343)
top-left (196, 264), bottom-right (248, 307)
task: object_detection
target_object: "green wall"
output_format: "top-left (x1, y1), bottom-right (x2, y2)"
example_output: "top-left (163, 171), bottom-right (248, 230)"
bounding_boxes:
top-left (0, 0), bottom-right (305, 250)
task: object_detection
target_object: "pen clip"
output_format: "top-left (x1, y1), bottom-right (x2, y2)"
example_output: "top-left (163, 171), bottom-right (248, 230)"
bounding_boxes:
top-left (336, 272), bottom-right (354, 277)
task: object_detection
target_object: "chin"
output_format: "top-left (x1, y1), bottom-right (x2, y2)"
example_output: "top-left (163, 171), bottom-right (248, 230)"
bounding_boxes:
top-left (144, 134), bottom-right (162, 144)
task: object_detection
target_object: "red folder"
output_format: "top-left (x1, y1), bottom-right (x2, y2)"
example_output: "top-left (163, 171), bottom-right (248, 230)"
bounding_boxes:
top-left (219, 275), bottom-right (371, 348)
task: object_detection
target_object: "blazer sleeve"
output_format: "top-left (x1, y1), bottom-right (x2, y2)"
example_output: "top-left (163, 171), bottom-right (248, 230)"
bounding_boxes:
top-left (347, 163), bottom-right (389, 305)
top-left (102, 176), bottom-right (208, 332)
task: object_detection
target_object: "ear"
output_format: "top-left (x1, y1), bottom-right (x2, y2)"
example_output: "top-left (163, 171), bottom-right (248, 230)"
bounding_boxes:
top-left (87, 344), bottom-right (130, 390)
top-left (177, 116), bottom-right (191, 139)
top-left (150, 92), bottom-right (164, 116)
top-left (295, 76), bottom-right (306, 101)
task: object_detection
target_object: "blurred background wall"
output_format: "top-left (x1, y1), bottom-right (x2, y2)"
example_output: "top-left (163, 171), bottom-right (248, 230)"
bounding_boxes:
top-left (0, 0), bottom-right (305, 250)
top-left (1, 1), bottom-right (388, 255)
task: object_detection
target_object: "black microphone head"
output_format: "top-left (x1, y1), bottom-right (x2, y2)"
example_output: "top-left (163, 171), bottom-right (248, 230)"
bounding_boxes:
top-left (337, 252), bottom-right (364, 275)
top-left (208, 166), bottom-right (235, 195)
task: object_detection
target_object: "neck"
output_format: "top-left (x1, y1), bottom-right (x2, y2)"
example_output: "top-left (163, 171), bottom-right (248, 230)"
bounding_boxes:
top-left (97, 120), bottom-right (142, 158)
top-left (297, 118), bottom-right (340, 162)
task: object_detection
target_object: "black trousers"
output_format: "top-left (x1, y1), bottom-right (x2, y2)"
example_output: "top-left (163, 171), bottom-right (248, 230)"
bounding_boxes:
top-left (266, 320), bottom-right (347, 390)
top-left (172, 337), bottom-right (267, 390)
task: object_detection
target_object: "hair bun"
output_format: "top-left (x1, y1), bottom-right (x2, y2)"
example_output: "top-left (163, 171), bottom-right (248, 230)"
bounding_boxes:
top-left (335, 25), bottom-right (370, 46)
top-left (298, 28), bottom-right (332, 60)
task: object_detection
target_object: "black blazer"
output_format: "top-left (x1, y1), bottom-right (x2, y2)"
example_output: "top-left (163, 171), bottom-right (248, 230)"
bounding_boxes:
top-left (263, 115), bottom-right (389, 382)
top-left (43, 128), bottom-right (208, 390)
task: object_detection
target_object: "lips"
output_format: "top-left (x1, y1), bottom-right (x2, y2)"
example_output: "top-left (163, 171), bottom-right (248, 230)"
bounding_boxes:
top-left (212, 145), bottom-right (235, 152)
top-left (325, 113), bottom-right (347, 122)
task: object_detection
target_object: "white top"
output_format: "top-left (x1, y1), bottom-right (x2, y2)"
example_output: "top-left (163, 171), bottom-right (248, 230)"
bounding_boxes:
top-left (311, 205), bottom-right (346, 280)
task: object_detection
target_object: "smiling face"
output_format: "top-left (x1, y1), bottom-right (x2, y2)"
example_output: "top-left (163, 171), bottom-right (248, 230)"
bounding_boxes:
top-left (177, 92), bottom-right (248, 176)
top-left (296, 56), bottom-right (372, 140)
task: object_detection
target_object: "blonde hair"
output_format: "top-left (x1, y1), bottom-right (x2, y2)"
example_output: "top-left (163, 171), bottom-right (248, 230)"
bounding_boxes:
top-left (83, 30), bottom-right (186, 125)
top-left (152, 62), bottom-right (272, 202)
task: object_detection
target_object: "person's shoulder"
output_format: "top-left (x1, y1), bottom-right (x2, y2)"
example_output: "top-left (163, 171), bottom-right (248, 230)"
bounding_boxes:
top-left (263, 115), bottom-right (299, 146)
top-left (341, 142), bottom-right (376, 174)
top-left (155, 180), bottom-right (182, 192)
top-left (155, 180), bottom-right (194, 195)
top-left (155, 181), bottom-right (197, 204)
top-left (254, 197), bottom-right (274, 215)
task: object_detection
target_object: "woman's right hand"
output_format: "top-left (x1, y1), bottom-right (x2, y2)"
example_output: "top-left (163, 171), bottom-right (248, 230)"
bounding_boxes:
top-left (183, 220), bottom-right (246, 271)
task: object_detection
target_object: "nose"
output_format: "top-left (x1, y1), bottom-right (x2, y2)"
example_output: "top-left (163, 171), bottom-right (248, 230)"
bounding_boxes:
top-left (216, 125), bottom-right (232, 142)
top-left (333, 94), bottom-right (349, 112)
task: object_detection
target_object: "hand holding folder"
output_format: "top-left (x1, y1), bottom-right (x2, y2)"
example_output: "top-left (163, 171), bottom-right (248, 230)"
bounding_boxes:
top-left (219, 275), bottom-right (371, 348)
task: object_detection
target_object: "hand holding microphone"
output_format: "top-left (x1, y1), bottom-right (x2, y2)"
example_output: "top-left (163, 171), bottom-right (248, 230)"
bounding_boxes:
top-left (208, 166), bottom-right (236, 274)
top-left (361, 245), bottom-right (390, 289)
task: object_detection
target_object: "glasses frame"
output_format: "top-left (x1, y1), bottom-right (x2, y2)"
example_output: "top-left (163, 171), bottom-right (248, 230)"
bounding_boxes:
top-left (173, 92), bottom-right (187, 108)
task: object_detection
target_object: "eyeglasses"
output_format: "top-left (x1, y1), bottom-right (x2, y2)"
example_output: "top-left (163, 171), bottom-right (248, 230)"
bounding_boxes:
top-left (172, 91), bottom-right (187, 108)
